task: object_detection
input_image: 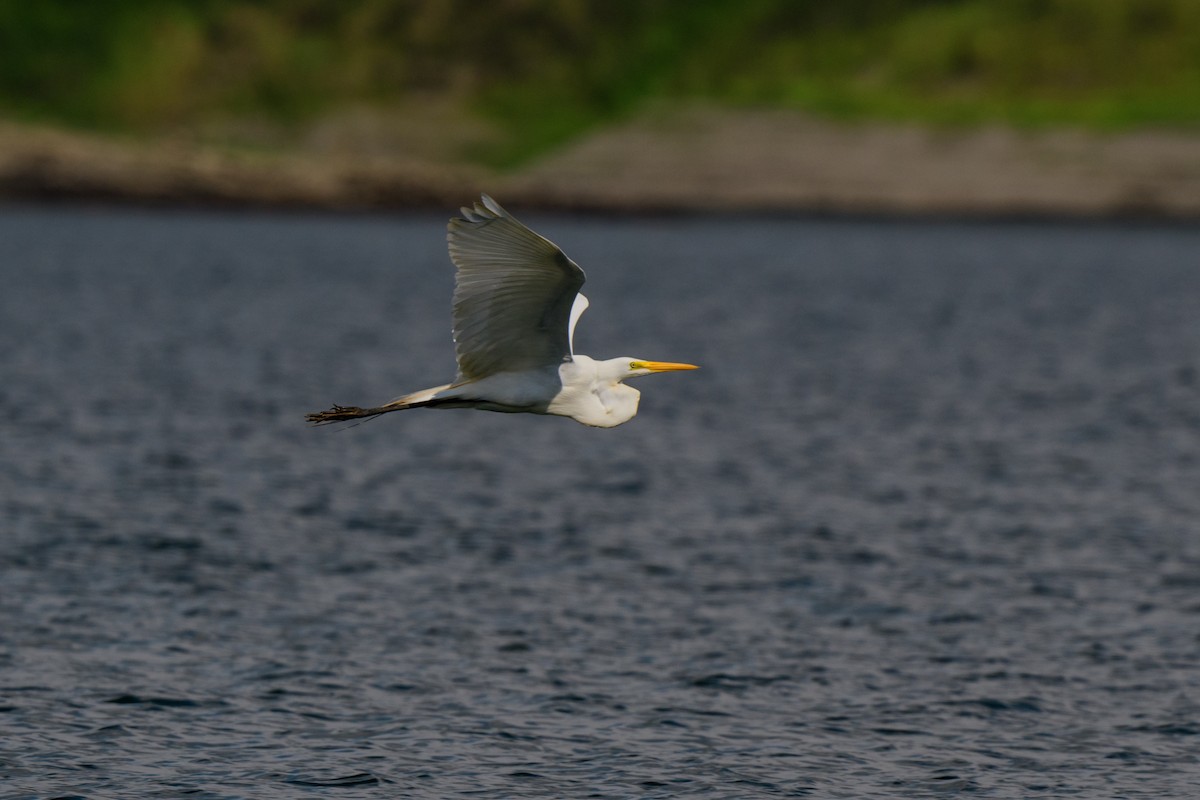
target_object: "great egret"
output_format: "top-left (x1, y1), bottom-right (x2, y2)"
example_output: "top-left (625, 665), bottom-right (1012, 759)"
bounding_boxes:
top-left (306, 194), bottom-right (697, 428)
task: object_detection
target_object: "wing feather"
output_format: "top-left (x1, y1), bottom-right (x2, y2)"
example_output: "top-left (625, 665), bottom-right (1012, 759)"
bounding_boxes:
top-left (447, 195), bottom-right (586, 380)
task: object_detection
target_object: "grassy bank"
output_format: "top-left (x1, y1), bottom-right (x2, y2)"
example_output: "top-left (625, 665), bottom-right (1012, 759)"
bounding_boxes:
top-left (2, 1), bottom-right (1199, 167)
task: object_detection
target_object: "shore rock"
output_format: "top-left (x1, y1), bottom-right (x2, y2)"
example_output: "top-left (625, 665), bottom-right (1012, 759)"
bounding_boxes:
top-left (3, 110), bottom-right (1199, 217)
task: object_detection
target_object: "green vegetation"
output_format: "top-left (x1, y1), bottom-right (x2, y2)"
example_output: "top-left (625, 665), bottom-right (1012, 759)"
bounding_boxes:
top-left (1, 0), bottom-right (1198, 166)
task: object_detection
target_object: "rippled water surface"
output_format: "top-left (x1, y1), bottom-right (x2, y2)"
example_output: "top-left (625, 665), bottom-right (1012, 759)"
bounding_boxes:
top-left (3, 206), bottom-right (1200, 798)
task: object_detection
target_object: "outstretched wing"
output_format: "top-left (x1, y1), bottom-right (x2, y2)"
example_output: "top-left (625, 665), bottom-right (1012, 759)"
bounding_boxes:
top-left (447, 195), bottom-right (587, 380)
top-left (567, 291), bottom-right (589, 355)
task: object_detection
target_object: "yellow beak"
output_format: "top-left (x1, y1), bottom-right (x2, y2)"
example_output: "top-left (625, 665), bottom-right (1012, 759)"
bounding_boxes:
top-left (633, 361), bottom-right (699, 373)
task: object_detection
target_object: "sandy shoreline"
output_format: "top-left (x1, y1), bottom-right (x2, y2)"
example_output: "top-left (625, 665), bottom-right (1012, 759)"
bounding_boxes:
top-left (3, 109), bottom-right (1199, 218)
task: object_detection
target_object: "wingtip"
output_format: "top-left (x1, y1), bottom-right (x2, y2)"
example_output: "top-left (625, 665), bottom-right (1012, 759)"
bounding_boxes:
top-left (454, 193), bottom-right (506, 225)
top-left (480, 193), bottom-right (504, 216)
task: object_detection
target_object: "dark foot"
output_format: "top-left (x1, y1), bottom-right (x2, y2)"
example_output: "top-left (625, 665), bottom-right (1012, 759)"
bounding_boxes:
top-left (305, 404), bottom-right (367, 425)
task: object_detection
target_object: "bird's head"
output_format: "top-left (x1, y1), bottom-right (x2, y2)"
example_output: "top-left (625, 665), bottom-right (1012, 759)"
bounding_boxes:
top-left (610, 358), bottom-right (699, 381)
top-left (560, 356), bottom-right (698, 427)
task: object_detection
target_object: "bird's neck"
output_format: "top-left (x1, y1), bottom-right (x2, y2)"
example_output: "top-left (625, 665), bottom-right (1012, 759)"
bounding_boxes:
top-left (552, 356), bottom-right (641, 427)
top-left (590, 357), bottom-right (641, 425)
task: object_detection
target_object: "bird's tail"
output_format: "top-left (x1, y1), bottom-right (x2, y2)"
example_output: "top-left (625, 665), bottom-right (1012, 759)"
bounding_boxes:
top-left (305, 383), bottom-right (453, 425)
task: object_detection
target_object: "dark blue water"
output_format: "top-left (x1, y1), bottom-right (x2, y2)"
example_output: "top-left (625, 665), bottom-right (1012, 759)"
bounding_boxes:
top-left (2, 205), bottom-right (1200, 798)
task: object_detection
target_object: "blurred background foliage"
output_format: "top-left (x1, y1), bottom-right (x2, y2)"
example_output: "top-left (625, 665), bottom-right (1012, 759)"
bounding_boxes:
top-left (1, 0), bottom-right (1198, 166)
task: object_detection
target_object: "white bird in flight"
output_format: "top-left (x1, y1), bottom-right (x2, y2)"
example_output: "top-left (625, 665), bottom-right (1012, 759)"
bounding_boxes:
top-left (307, 194), bottom-right (697, 428)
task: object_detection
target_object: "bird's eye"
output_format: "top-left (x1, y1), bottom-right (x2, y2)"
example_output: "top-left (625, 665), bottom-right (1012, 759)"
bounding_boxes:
top-left (629, 361), bottom-right (637, 370)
